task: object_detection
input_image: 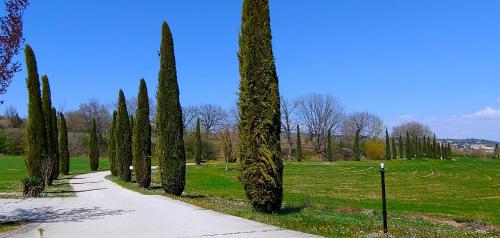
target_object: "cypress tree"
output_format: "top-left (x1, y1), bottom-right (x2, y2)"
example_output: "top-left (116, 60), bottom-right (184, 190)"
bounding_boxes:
top-left (41, 75), bottom-right (56, 184)
top-left (156, 22), bottom-right (186, 195)
top-left (89, 118), bottom-right (99, 171)
top-left (296, 125), bottom-right (303, 162)
top-left (115, 90), bottom-right (132, 181)
top-left (398, 135), bottom-right (404, 159)
top-left (238, 0), bottom-right (283, 212)
top-left (326, 128), bottom-right (333, 161)
top-left (392, 136), bottom-right (397, 159)
top-left (59, 112), bottom-right (69, 175)
top-left (385, 129), bottom-right (391, 160)
top-left (423, 136), bottom-right (427, 157)
top-left (194, 118), bottom-right (202, 165)
top-left (222, 128), bottom-right (235, 170)
top-left (25, 45), bottom-right (46, 179)
top-left (448, 143), bottom-right (453, 159)
top-left (353, 128), bottom-right (361, 161)
top-left (432, 135), bottom-right (437, 159)
top-left (405, 131), bottom-right (411, 159)
top-left (109, 111), bottom-right (118, 175)
top-left (50, 107), bottom-right (59, 179)
top-left (133, 79), bottom-right (151, 188)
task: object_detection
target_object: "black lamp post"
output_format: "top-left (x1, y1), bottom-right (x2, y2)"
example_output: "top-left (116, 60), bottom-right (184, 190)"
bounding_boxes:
top-left (380, 162), bottom-right (388, 233)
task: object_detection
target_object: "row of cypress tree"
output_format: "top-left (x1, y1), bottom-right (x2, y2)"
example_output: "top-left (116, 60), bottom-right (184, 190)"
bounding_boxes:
top-left (25, 45), bottom-right (70, 184)
top-left (385, 131), bottom-right (453, 160)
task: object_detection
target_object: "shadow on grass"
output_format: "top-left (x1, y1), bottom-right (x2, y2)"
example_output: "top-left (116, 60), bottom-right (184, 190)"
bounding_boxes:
top-left (0, 206), bottom-right (132, 224)
top-left (182, 194), bottom-right (207, 199)
top-left (52, 181), bottom-right (103, 187)
top-left (276, 205), bottom-right (305, 215)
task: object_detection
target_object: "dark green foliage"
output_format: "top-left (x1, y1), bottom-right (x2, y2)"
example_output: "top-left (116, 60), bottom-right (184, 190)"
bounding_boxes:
top-left (399, 135), bottom-right (404, 159)
top-left (22, 176), bottom-right (44, 197)
top-left (326, 129), bottom-right (333, 161)
top-left (194, 118), bottom-right (202, 165)
top-left (432, 135), bottom-right (437, 159)
top-left (295, 125), bottom-right (303, 162)
top-left (25, 45), bottom-right (46, 179)
top-left (89, 118), bottom-right (99, 171)
top-left (238, 0), bottom-right (283, 212)
top-left (392, 137), bottom-right (397, 159)
top-left (133, 79), bottom-right (151, 188)
top-left (385, 129), bottom-right (391, 160)
top-left (41, 75), bottom-right (56, 184)
top-left (50, 107), bottom-right (59, 179)
top-left (58, 113), bottom-right (69, 175)
top-left (115, 90), bottom-right (132, 181)
top-left (353, 128), bottom-right (361, 161)
top-left (405, 131), bottom-right (410, 159)
top-left (156, 22), bottom-right (186, 195)
top-left (109, 111), bottom-right (117, 175)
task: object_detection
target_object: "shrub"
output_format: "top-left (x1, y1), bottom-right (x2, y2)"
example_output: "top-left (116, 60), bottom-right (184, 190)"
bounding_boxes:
top-left (364, 140), bottom-right (385, 160)
top-left (22, 176), bottom-right (44, 197)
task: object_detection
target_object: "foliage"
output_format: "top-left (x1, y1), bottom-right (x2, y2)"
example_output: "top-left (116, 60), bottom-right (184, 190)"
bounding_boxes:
top-left (156, 21), bottom-right (185, 195)
top-left (0, 0), bottom-right (29, 94)
top-left (22, 176), bottom-right (44, 197)
top-left (89, 118), bottom-right (99, 171)
top-left (222, 128), bottom-right (236, 165)
top-left (58, 113), bottom-right (69, 175)
top-left (24, 44), bottom-right (46, 179)
top-left (385, 129), bottom-right (391, 160)
top-left (193, 118), bottom-right (202, 164)
top-left (364, 139), bottom-right (385, 160)
top-left (50, 107), bottom-right (59, 180)
top-left (326, 129), bottom-right (333, 161)
top-left (108, 111), bottom-right (117, 175)
top-left (353, 128), bottom-right (361, 160)
top-left (132, 79), bottom-right (151, 188)
top-left (115, 90), bottom-right (132, 181)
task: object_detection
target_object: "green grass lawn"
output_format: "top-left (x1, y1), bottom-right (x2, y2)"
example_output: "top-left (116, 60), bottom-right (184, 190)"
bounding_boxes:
top-left (0, 155), bottom-right (109, 194)
top-left (109, 157), bottom-right (500, 237)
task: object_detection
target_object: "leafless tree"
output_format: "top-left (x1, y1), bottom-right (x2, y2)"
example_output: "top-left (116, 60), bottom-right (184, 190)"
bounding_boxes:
top-left (197, 104), bottom-right (228, 135)
top-left (182, 105), bottom-right (199, 132)
top-left (4, 104), bottom-right (21, 128)
top-left (342, 112), bottom-right (384, 140)
top-left (392, 121), bottom-right (433, 138)
top-left (295, 94), bottom-right (345, 154)
top-left (281, 97), bottom-right (297, 157)
top-left (65, 99), bottom-right (111, 134)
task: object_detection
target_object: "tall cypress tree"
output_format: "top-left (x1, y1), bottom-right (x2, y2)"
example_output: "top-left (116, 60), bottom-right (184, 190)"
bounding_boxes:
top-left (385, 129), bottom-right (391, 160)
top-left (238, 0), bottom-right (283, 212)
top-left (109, 111), bottom-right (117, 175)
top-left (392, 137), bottom-right (397, 159)
top-left (296, 125), bottom-right (303, 162)
top-left (156, 22), bottom-right (186, 195)
top-left (89, 118), bottom-right (99, 171)
top-left (353, 128), bottom-right (361, 161)
top-left (59, 112), bottom-right (69, 175)
top-left (133, 79), bottom-right (152, 188)
top-left (115, 90), bottom-right (132, 181)
top-left (326, 128), bottom-right (333, 161)
top-left (405, 131), bottom-right (411, 159)
top-left (399, 135), bottom-right (404, 159)
top-left (432, 135), bottom-right (437, 159)
top-left (41, 75), bottom-right (56, 184)
top-left (50, 107), bottom-right (59, 179)
top-left (194, 118), bottom-right (202, 165)
top-left (25, 45), bottom-right (46, 179)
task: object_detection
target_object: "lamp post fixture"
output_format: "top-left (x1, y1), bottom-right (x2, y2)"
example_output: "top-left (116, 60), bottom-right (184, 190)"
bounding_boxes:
top-left (380, 162), bottom-right (388, 233)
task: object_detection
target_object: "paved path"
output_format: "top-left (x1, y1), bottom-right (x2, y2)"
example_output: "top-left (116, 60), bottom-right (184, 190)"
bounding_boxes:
top-left (0, 171), bottom-right (317, 238)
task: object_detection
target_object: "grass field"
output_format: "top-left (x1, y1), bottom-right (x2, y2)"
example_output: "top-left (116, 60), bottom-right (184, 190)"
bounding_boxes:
top-left (0, 155), bottom-right (109, 194)
top-left (108, 157), bottom-right (500, 237)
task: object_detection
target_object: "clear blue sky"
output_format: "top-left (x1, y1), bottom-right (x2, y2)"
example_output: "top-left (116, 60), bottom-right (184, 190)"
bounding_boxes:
top-left (2, 1), bottom-right (500, 140)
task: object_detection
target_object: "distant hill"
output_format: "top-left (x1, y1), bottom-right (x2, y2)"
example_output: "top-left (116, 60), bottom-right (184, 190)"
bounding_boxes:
top-left (440, 138), bottom-right (498, 151)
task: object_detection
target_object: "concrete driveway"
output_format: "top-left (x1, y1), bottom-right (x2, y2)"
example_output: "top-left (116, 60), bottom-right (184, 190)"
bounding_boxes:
top-left (0, 171), bottom-right (318, 238)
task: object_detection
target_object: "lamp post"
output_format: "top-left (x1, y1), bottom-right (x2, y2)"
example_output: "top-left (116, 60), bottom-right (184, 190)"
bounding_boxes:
top-left (380, 163), bottom-right (388, 233)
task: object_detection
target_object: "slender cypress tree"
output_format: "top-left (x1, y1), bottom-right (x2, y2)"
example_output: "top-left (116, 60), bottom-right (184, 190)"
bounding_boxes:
top-left (194, 118), bottom-right (202, 165)
top-left (385, 129), bottom-right (391, 160)
top-left (432, 135), bottom-right (437, 159)
top-left (405, 131), bottom-right (411, 159)
top-left (89, 118), bottom-right (99, 171)
top-left (238, 0), bottom-right (283, 212)
top-left (50, 107), bottom-right (59, 179)
top-left (109, 111), bottom-right (117, 175)
top-left (448, 143), bottom-right (453, 159)
top-left (392, 137), bottom-right (397, 159)
top-left (353, 128), bottom-right (361, 161)
top-left (41, 75), bottom-right (56, 184)
top-left (133, 79), bottom-right (151, 188)
top-left (59, 112), bottom-right (69, 175)
top-left (398, 135), bottom-right (404, 159)
top-left (25, 45), bottom-right (46, 179)
top-left (115, 90), bottom-right (132, 181)
top-left (156, 22), bottom-right (186, 195)
top-left (326, 128), bottom-right (333, 161)
top-left (296, 125), bottom-right (303, 162)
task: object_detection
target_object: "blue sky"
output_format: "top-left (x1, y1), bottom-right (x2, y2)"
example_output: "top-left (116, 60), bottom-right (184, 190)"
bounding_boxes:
top-left (2, 1), bottom-right (500, 140)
